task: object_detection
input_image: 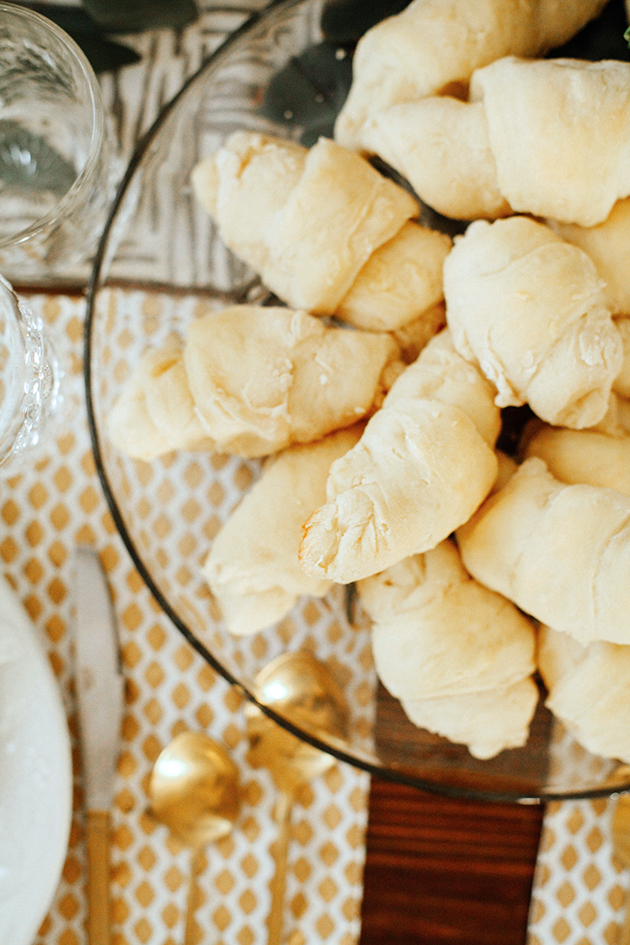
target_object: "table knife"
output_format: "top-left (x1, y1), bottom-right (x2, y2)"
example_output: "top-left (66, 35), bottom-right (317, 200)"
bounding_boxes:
top-left (74, 546), bottom-right (124, 945)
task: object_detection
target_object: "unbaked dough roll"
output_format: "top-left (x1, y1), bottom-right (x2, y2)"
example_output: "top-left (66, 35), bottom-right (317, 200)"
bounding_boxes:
top-left (192, 131), bottom-right (419, 317)
top-left (299, 331), bottom-right (499, 583)
top-left (109, 305), bottom-right (400, 461)
top-left (615, 317), bottom-right (630, 398)
top-left (494, 450), bottom-right (518, 492)
top-left (389, 301), bottom-right (446, 365)
top-left (523, 425), bottom-right (630, 497)
top-left (384, 329), bottom-right (501, 447)
top-left (184, 306), bottom-right (400, 457)
top-left (335, 221), bottom-right (452, 331)
top-left (551, 199), bottom-right (630, 315)
top-left (443, 216), bottom-right (622, 428)
top-left (539, 625), bottom-right (630, 764)
top-left (334, 0), bottom-right (607, 150)
top-left (203, 426), bottom-right (362, 637)
top-left (401, 681), bottom-right (539, 760)
top-left (593, 392), bottom-right (630, 437)
top-left (299, 398), bottom-right (497, 583)
top-left (191, 131), bottom-right (306, 276)
top-left (457, 456), bottom-right (630, 646)
top-left (470, 57), bottom-right (630, 226)
top-left (108, 344), bottom-right (213, 462)
top-left (357, 540), bottom-right (538, 759)
top-left (358, 541), bottom-right (536, 700)
top-left (359, 97), bottom-right (510, 220)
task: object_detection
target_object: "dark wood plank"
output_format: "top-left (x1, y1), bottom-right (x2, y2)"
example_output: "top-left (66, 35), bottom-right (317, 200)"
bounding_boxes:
top-left (359, 777), bottom-right (544, 945)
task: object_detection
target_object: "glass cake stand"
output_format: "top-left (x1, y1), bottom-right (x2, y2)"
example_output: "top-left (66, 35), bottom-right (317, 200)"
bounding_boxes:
top-left (85, 0), bottom-right (630, 802)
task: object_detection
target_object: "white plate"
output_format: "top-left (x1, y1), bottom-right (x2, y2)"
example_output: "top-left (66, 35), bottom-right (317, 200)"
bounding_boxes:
top-left (0, 573), bottom-right (72, 945)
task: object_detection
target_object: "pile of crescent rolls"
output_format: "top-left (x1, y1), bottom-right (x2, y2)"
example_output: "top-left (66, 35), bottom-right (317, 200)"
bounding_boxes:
top-left (109, 0), bottom-right (630, 761)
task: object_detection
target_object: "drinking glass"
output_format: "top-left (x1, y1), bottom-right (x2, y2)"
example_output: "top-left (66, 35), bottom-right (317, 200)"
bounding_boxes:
top-left (0, 274), bottom-right (61, 473)
top-left (0, 3), bottom-right (118, 285)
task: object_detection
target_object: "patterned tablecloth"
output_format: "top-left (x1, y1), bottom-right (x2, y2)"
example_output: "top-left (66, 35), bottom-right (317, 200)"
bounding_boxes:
top-left (15, 4), bottom-right (630, 945)
top-left (527, 797), bottom-right (627, 945)
top-left (12, 292), bottom-right (369, 945)
top-left (2, 3), bottom-right (370, 943)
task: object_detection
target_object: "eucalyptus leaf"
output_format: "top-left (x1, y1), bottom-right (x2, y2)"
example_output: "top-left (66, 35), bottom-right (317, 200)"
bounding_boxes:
top-left (72, 35), bottom-right (141, 73)
top-left (0, 120), bottom-right (76, 196)
top-left (261, 42), bottom-right (352, 143)
top-left (24, 4), bottom-right (141, 73)
top-left (81, 0), bottom-right (199, 33)
top-left (551, 0), bottom-right (630, 62)
top-left (321, 0), bottom-right (409, 45)
top-left (27, 4), bottom-right (103, 36)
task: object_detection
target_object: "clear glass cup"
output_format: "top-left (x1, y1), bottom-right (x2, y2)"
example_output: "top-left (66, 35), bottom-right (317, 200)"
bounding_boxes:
top-left (0, 3), bottom-right (118, 285)
top-left (0, 273), bottom-right (61, 473)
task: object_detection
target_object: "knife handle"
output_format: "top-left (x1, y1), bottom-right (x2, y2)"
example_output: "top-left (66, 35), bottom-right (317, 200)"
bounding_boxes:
top-left (86, 809), bottom-right (112, 945)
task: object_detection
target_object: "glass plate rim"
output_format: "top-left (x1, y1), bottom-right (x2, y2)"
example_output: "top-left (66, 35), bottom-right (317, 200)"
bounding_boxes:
top-left (83, 0), bottom-right (630, 805)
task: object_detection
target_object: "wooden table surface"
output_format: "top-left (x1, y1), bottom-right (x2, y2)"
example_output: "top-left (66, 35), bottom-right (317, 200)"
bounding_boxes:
top-left (359, 776), bottom-right (544, 945)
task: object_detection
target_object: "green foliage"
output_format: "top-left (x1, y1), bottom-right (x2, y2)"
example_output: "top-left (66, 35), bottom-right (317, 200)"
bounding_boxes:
top-left (261, 42), bottom-right (352, 145)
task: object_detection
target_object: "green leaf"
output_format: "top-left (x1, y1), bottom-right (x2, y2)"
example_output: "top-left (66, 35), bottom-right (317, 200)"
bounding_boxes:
top-left (551, 0), bottom-right (630, 62)
top-left (25, 4), bottom-right (141, 73)
top-left (0, 120), bottom-right (76, 196)
top-left (27, 4), bottom-right (103, 36)
top-left (81, 0), bottom-right (199, 33)
top-left (320, 0), bottom-right (410, 45)
top-left (261, 42), bottom-right (352, 143)
top-left (72, 35), bottom-right (141, 73)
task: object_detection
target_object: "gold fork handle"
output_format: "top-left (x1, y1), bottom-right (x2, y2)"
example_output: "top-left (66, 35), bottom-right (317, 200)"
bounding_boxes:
top-left (267, 788), bottom-right (295, 945)
top-left (620, 896), bottom-right (630, 945)
top-left (184, 848), bottom-right (206, 945)
top-left (86, 809), bottom-right (111, 945)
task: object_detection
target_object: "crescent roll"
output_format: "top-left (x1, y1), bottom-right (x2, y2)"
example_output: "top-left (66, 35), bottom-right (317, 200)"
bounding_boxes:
top-left (471, 57), bottom-right (630, 227)
top-left (335, 221), bottom-right (452, 331)
top-left (299, 330), bottom-right (500, 583)
top-left (539, 625), bottom-right (630, 764)
top-left (357, 541), bottom-right (538, 759)
top-left (185, 306), bottom-right (400, 457)
top-left (592, 392), bottom-right (630, 438)
top-left (334, 0), bottom-right (607, 150)
top-left (401, 682), bottom-right (539, 760)
top-left (108, 343), bottom-right (213, 462)
top-left (523, 425), bottom-right (630, 497)
top-left (192, 132), bottom-right (419, 318)
top-left (457, 457), bottom-right (630, 647)
top-left (551, 199), bottom-right (630, 315)
top-left (615, 318), bottom-right (630, 399)
top-left (389, 302), bottom-right (447, 365)
top-left (383, 328), bottom-right (501, 446)
top-left (358, 541), bottom-right (536, 699)
top-left (203, 426), bottom-right (362, 637)
top-left (355, 56), bottom-right (630, 228)
top-left (110, 305), bottom-right (400, 461)
top-left (443, 216), bottom-right (622, 428)
top-left (359, 97), bottom-right (510, 221)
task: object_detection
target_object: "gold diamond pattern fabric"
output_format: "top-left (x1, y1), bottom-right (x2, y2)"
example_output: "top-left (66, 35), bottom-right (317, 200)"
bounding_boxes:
top-left (6, 293), bottom-right (370, 945)
top-left (527, 726), bottom-right (630, 943)
top-left (527, 796), bottom-right (627, 945)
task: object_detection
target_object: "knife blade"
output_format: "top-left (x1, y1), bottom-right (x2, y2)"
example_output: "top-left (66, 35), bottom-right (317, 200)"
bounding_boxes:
top-left (74, 545), bottom-right (124, 945)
